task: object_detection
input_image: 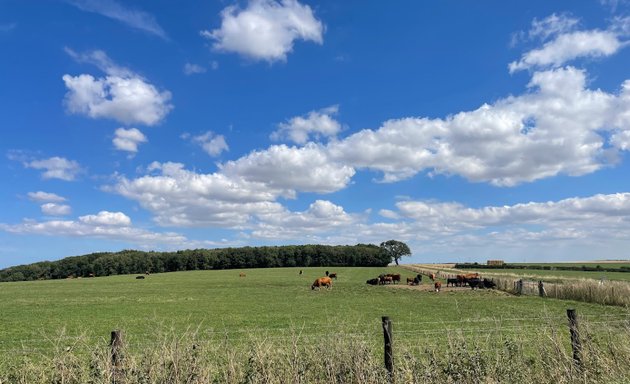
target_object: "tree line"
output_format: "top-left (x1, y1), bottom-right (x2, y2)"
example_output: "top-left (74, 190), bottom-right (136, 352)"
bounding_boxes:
top-left (455, 263), bottom-right (630, 273)
top-left (0, 244), bottom-right (392, 282)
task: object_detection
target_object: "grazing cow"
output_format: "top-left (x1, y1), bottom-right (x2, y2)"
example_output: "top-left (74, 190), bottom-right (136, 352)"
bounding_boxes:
top-left (429, 273), bottom-right (436, 281)
top-left (389, 274), bottom-right (401, 284)
top-left (447, 278), bottom-right (458, 287)
top-left (312, 277), bottom-right (333, 290)
top-left (366, 278), bottom-right (380, 285)
top-left (483, 278), bottom-right (496, 289)
top-left (434, 281), bottom-right (442, 292)
top-left (329, 273), bottom-right (337, 280)
top-left (382, 276), bottom-right (393, 285)
top-left (136, 275), bottom-right (145, 280)
top-left (239, 272), bottom-right (246, 278)
top-left (467, 278), bottom-right (483, 289)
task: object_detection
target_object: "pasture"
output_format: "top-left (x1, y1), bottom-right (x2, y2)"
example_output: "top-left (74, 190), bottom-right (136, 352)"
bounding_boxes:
top-left (1, 266), bottom-right (630, 382)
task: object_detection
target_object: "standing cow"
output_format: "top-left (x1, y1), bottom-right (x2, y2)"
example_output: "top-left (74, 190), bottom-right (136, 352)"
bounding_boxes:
top-left (312, 277), bottom-right (333, 290)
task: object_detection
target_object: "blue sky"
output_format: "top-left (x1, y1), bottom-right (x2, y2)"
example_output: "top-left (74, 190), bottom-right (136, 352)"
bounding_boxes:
top-left (2, 0), bottom-right (630, 268)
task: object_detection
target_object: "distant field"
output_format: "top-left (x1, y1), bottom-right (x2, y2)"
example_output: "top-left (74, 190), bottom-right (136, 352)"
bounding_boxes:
top-left (514, 262), bottom-right (630, 269)
top-left (1, 266), bottom-right (628, 361)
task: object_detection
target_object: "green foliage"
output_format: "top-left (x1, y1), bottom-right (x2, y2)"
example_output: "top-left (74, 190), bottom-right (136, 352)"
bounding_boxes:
top-left (379, 240), bottom-right (411, 265)
top-left (0, 244), bottom-right (390, 282)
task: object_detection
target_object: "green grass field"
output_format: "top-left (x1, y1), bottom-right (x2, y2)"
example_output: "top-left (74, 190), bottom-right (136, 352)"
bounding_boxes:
top-left (1, 266), bottom-right (628, 362)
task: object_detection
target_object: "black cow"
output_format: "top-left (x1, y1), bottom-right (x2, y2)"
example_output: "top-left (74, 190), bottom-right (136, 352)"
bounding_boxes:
top-left (468, 278), bottom-right (483, 289)
top-left (446, 278), bottom-right (458, 287)
top-left (366, 278), bottom-right (380, 285)
top-left (136, 275), bottom-right (145, 280)
top-left (483, 278), bottom-right (496, 289)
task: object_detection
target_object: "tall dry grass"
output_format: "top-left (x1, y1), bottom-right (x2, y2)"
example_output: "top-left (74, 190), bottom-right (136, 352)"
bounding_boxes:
top-left (405, 265), bottom-right (630, 307)
top-left (1, 318), bottom-right (630, 384)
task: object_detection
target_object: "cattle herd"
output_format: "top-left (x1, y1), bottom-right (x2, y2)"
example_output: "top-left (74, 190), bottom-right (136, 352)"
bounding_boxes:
top-left (365, 271), bottom-right (496, 292)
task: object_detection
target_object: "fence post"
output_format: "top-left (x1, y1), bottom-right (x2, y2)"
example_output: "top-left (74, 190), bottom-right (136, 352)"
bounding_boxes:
top-left (382, 316), bottom-right (394, 382)
top-left (538, 281), bottom-right (546, 297)
top-left (110, 330), bottom-right (124, 383)
top-left (567, 309), bottom-right (582, 369)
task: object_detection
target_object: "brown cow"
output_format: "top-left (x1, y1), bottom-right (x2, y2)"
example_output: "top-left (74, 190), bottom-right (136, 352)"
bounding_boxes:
top-left (429, 273), bottom-right (436, 281)
top-left (239, 272), bottom-right (246, 277)
top-left (311, 277), bottom-right (333, 290)
top-left (434, 281), bottom-right (442, 292)
top-left (406, 277), bottom-right (415, 285)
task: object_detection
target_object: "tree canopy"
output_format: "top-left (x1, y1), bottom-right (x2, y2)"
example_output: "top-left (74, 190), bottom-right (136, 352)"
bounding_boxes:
top-left (380, 240), bottom-right (411, 265)
top-left (0, 244), bottom-right (391, 282)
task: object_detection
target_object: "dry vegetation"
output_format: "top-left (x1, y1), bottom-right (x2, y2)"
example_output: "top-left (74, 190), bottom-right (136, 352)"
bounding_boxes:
top-left (406, 264), bottom-right (630, 307)
top-left (2, 318), bottom-right (630, 384)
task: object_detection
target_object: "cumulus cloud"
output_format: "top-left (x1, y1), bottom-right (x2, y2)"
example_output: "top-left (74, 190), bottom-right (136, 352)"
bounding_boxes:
top-left (252, 200), bottom-right (358, 239)
top-left (183, 63), bottom-right (206, 75)
top-left (25, 157), bottom-right (82, 181)
top-left (271, 105), bottom-right (342, 144)
top-left (63, 49), bottom-right (173, 126)
top-left (189, 131), bottom-right (229, 157)
top-left (65, 0), bottom-right (167, 39)
top-left (79, 211), bottom-right (132, 226)
top-left (221, 143), bottom-right (355, 194)
top-left (108, 162), bottom-right (286, 227)
top-left (27, 191), bottom-right (66, 203)
top-left (509, 15), bottom-right (629, 72)
top-left (0, 213), bottom-right (186, 246)
top-left (41, 203), bottom-right (72, 216)
top-left (113, 127), bottom-right (147, 153)
top-left (326, 66), bottom-right (630, 186)
top-left (201, 0), bottom-right (324, 62)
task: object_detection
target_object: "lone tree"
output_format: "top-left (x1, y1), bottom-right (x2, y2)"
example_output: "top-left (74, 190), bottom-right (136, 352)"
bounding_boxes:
top-left (380, 240), bottom-right (411, 265)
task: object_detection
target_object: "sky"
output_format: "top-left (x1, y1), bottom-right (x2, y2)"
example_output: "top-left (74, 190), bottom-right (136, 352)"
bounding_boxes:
top-left (1, 0), bottom-right (630, 268)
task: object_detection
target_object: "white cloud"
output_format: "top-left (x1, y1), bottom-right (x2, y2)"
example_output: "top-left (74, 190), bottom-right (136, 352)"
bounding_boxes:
top-left (41, 203), bottom-right (72, 216)
top-left (183, 63), bottom-right (207, 75)
top-left (252, 200), bottom-right (358, 239)
top-left (271, 105), bottom-right (342, 144)
top-left (79, 211), bottom-right (132, 226)
top-left (65, 0), bottom-right (167, 39)
top-left (190, 131), bottom-right (229, 157)
top-left (27, 191), bottom-right (66, 203)
top-left (220, 143), bottom-right (355, 194)
top-left (509, 30), bottom-right (623, 72)
top-left (0, 215), bottom-right (186, 246)
top-left (202, 0), bottom-right (324, 62)
top-left (113, 127), bottom-right (147, 153)
top-left (327, 66), bottom-right (629, 186)
top-left (509, 15), bottom-right (629, 72)
top-left (108, 162), bottom-right (286, 227)
top-left (528, 13), bottom-right (579, 41)
top-left (63, 50), bottom-right (173, 126)
top-left (25, 157), bottom-right (82, 181)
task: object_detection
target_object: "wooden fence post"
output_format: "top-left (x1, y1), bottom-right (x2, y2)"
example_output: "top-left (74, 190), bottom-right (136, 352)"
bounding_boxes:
top-left (382, 316), bottom-right (394, 382)
top-left (567, 309), bottom-right (582, 369)
top-left (110, 330), bottom-right (124, 383)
